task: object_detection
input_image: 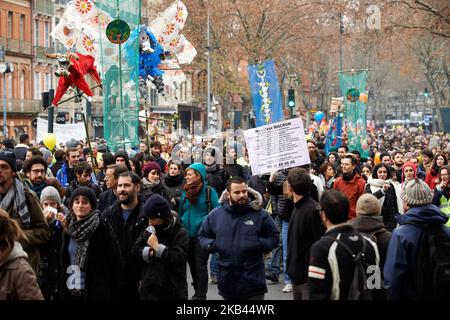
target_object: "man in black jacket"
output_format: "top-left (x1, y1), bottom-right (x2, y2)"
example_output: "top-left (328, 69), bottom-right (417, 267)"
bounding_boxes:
top-left (102, 171), bottom-right (148, 299)
top-left (286, 168), bottom-right (326, 300)
top-left (308, 189), bottom-right (379, 300)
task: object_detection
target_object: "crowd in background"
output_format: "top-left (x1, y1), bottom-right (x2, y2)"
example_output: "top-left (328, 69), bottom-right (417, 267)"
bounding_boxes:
top-left (0, 123), bottom-right (449, 300)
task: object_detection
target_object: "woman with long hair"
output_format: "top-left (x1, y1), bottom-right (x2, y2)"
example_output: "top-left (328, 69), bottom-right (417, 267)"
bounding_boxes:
top-left (364, 163), bottom-right (399, 231)
top-left (425, 152), bottom-right (448, 190)
top-left (0, 209), bottom-right (43, 300)
top-left (60, 187), bottom-right (122, 300)
top-left (318, 162), bottom-right (335, 189)
top-left (178, 163), bottom-right (219, 300)
top-left (129, 157), bottom-right (142, 178)
top-left (163, 160), bottom-right (185, 210)
top-left (432, 165), bottom-right (450, 227)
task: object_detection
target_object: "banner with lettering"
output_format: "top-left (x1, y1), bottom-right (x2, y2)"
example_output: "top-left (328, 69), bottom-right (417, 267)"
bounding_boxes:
top-left (247, 59), bottom-right (283, 127)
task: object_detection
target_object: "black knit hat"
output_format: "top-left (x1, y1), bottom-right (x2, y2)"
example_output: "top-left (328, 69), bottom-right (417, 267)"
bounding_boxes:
top-left (0, 149), bottom-right (17, 172)
top-left (70, 187), bottom-right (97, 210)
top-left (143, 194), bottom-right (171, 220)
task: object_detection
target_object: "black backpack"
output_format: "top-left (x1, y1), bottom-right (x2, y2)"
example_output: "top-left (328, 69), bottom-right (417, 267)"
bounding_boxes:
top-left (406, 222), bottom-right (450, 299)
top-left (325, 234), bottom-right (374, 300)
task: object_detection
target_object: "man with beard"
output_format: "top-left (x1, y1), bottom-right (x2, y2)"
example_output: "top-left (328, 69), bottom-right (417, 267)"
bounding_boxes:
top-left (333, 154), bottom-right (366, 220)
top-left (391, 151), bottom-right (405, 182)
top-left (198, 177), bottom-right (279, 300)
top-left (102, 171), bottom-right (148, 299)
top-left (23, 156), bottom-right (64, 199)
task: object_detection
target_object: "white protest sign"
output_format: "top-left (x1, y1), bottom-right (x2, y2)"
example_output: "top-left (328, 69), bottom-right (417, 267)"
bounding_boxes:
top-left (244, 118), bottom-right (311, 175)
top-left (330, 97), bottom-right (344, 113)
top-left (37, 118), bottom-right (86, 145)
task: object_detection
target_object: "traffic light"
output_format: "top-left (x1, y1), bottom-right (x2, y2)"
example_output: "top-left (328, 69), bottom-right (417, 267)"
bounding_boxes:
top-left (424, 88), bottom-right (429, 97)
top-left (287, 89), bottom-right (295, 109)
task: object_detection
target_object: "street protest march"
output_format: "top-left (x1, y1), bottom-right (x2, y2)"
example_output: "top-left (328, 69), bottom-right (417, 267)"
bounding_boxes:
top-left (0, 0), bottom-right (449, 310)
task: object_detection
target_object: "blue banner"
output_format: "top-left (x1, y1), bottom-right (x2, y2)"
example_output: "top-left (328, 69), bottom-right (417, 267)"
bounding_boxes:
top-left (248, 59), bottom-right (283, 127)
top-left (325, 113), bottom-right (343, 154)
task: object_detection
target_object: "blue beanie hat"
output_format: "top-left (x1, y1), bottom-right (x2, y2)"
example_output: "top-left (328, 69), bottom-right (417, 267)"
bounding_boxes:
top-left (143, 194), bottom-right (171, 219)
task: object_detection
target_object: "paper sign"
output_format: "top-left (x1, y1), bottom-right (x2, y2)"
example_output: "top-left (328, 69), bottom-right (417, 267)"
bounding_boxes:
top-left (243, 118), bottom-right (311, 175)
top-left (330, 97), bottom-right (344, 113)
top-left (37, 118), bottom-right (86, 145)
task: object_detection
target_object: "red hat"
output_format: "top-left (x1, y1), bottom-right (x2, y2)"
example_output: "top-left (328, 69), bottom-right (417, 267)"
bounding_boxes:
top-left (143, 161), bottom-right (161, 178)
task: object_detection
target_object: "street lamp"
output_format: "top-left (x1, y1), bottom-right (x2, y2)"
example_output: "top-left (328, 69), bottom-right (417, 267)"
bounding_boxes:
top-left (0, 45), bottom-right (14, 139)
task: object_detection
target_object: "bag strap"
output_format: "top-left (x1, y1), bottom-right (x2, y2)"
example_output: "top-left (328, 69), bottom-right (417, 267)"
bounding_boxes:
top-left (181, 186), bottom-right (212, 213)
top-left (324, 235), bottom-right (367, 261)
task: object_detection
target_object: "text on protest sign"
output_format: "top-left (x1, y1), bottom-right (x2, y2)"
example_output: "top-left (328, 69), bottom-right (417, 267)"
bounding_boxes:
top-left (244, 118), bottom-right (311, 175)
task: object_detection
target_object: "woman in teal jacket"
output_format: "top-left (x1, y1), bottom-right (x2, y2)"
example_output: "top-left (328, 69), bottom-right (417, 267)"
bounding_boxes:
top-left (179, 163), bottom-right (219, 300)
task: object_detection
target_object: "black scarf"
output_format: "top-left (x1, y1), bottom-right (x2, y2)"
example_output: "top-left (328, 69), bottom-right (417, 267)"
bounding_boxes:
top-left (66, 210), bottom-right (100, 269)
top-left (164, 174), bottom-right (184, 188)
top-left (343, 170), bottom-right (357, 182)
top-left (205, 163), bottom-right (217, 172)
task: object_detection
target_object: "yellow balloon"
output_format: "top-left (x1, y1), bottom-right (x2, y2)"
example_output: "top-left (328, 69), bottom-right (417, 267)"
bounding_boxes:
top-left (43, 133), bottom-right (56, 150)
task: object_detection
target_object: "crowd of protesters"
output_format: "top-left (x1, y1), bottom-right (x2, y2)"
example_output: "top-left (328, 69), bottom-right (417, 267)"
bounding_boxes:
top-left (0, 125), bottom-right (449, 300)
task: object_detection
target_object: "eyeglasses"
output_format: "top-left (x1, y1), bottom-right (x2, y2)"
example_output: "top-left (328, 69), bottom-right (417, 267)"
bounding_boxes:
top-left (30, 169), bottom-right (45, 174)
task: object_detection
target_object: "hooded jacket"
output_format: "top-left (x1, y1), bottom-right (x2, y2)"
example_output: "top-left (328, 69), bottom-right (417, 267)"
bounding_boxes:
top-left (198, 200), bottom-right (279, 299)
top-left (383, 204), bottom-right (450, 299)
top-left (114, 151), bottom-right (132, 171)
top-left (0, 242), bottom-right (44, 300)
top-left (178, 163), bottom-right (220, 237)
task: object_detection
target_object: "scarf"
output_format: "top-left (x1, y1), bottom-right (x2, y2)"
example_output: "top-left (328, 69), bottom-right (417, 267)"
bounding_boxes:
top-left (0, 178), bottom-right (30, 228)
top-left (164, 174), bottom-right (184, 188)
top-left (30, 182), bottom-right (47, 197)
top-left (343, 170), bottom-right (357, 182)
top-left (66, 211), bottom-right (100, 269)
top-left (205, 163), bottom-right (217, 172)
top-left (183, 179), bottom-right (203, 204)
top-left (368, 178), bottom-right (389, 207)
top-left (142, 177), bottom-right (161, 189)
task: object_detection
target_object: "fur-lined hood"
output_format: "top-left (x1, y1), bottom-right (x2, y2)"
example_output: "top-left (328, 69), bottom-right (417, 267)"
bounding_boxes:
top-left (219, 187), bottom-right (263, 211)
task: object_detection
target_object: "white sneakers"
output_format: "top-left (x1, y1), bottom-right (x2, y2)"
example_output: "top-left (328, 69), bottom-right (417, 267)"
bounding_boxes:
top-left (282, 283), bottom-right (293, 293)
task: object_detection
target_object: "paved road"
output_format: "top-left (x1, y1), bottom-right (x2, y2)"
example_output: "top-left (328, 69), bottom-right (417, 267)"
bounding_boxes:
top-left (187, 268), bottom-right (292, 300)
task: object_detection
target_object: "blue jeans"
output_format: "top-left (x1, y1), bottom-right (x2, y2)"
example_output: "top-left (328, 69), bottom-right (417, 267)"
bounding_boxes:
top-left (266, 215), bottom-right (282, 276)
top-left (210, 253), bottom-right (218, 275)
top-left (282, 220), bottom-right (291, 284)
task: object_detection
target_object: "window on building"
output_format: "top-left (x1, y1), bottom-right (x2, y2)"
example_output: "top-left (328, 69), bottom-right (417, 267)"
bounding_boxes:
top-left (45, 73), bottom-right (50, 91)
top-left (20, 15), bottom-right (25, 41)
top-left (8, 12), bottom-right (13, 39)
top-left (34, 72), bottom-right (40, 99)
top-left (150, 89), bottom-right (158, 106)
top-left (34, 20), bottom-right (40, 46)
top-left (20, 70), bottom-right (25, 99)
top-left (44, 21), bottom-right (50, 47)
top-left (7, 72), bottom-right (12, 98)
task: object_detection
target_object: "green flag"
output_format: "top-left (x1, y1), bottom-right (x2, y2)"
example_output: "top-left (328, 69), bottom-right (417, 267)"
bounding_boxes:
top-left (97, 0), bottom-right (141, 152)
top-left (339, 71), bottom-right (369, 158)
